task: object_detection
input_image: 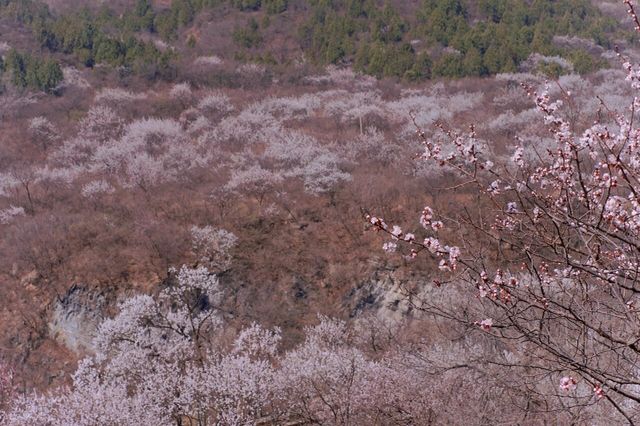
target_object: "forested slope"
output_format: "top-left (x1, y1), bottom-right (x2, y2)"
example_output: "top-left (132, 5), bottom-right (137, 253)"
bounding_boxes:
top-left (0, 0), bottom-right (628, 93)
top-left (1, 0), bottom-right (639, 424)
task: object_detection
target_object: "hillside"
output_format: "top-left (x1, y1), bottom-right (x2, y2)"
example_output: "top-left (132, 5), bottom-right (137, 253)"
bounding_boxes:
top-left (1, 0), bottom-right (640, 424)
top-left (0, 0), bottom-right (629, 91)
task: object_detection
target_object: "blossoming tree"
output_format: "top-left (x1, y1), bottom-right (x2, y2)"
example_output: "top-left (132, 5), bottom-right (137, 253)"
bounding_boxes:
top-left (367, 2), bottom-right (640, 422)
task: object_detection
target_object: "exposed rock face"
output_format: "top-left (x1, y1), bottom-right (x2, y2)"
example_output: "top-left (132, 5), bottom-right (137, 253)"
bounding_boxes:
top-left (48, 285), bottom-right (108, 354)
top-left (348, 269), bottom-right (430, 323)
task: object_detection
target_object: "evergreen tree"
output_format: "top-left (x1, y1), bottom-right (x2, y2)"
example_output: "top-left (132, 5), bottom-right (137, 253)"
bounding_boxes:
top-left (462, 47), bottom-right (484, 76)
top-left (264, 0), bottom-right (287, 14)
top-left (37, 59), bottom-right (63, 93)
top-left (433, 52), bottom-right (463, 77)
top-left (5, 49), bottom-right (26, 88)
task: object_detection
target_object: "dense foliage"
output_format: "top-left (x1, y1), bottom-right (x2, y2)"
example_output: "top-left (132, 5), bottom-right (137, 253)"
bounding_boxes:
top-left (303, 0), bottom-right (616, 78)
top-left (3, 49), bottom-right (62, 93)
top-left (0, 0), bottom-right (624, 92)
top-left (0, 0), bottom-right (176, 82)
top-left (34, 11), bottom-right (169, 70)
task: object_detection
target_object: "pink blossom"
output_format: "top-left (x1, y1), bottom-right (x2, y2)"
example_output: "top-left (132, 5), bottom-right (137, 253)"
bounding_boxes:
top-left (559, 376), bottom-right (577, 391)
top-left (511, 147), bottom-right (525, 167)
top-left (593, 384), bottom-right (605, 400)
top-left (403, 233), bottom-right (415, 242)
top-left (477, 318), bottom-right (493, 331)
top-left (423, 237), bottom-right (441, 253)
top-left (419, 206), bottom-right (434, 228)
top-left (383, 242), bottom-right (398, 253)
top-left (431, 220), bottom-right (444, 231)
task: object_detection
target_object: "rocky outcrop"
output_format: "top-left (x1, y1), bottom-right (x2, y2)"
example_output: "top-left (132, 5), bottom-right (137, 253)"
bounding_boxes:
top-left (347, 268), bottom-right (431, 323)
top-left (48, 285), bottom-right (108, 354)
